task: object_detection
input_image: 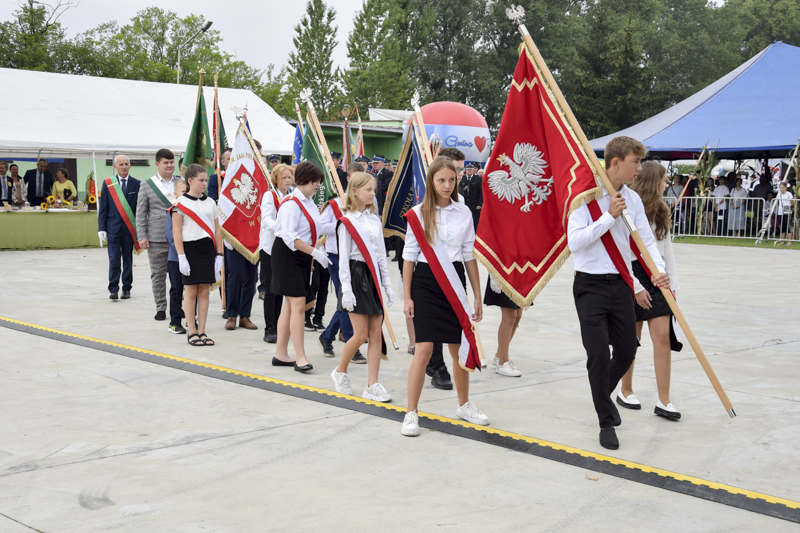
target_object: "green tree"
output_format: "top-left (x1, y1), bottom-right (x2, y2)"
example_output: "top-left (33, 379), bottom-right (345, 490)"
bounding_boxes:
top-left (721, 0), bottom-right (800, 59)
top-left (0, 0), bottom-right (75, 71)
top-left (288, 0), bottom-right (343, 120)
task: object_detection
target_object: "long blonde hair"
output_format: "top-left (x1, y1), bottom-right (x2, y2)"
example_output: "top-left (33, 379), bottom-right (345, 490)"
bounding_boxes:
top-left (420, 156), bottom-right (458, 244)
top-left (630, 162), bottom-right (670, 240)
top-left (342, 172), bottom-right (377, 214)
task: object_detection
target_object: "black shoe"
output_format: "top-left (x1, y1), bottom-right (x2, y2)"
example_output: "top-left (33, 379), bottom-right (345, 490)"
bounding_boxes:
top-left (154, 310), bottom-right (166, 321)
top-left (271, 357), bottom-right (295, 367)
top-left (599, 427), bottom-right (619, 450)
top-left (169, 323), bottom-right (187, 334)
top-left (425, 364), bottom-right (436, 378)
top-left (304, 317), bottom-right (316, 331)
top-left (351, 350), bottom-right (367, 364)
top-left (121, 290), bottom-right (131, 299)
top-left (319, 334), bottom-right (335, 357)
top-left (313, 318), bottom-right (326, 332)
top-left (180, 310), bottom-right (186, 319)
top-left (431, 368), bottom-right (454, 390)
top-left (391, 256), bottom-right (400, 262)
top-left (222, 311), bottom-right (229, 319)
top-left (610, 402), bottom-right (622, 427)
top-left (294, 362), bottom-right (313, 373)
top-left (263, 327), bottom-right (277, 344)
top-left (109, 292), bottom-right (119, 300)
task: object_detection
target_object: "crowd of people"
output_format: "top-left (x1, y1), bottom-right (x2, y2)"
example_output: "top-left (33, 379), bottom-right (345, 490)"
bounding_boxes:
top-left (0, 159), bottom-right (79, 207)
top-left (95, 135), bottom-right (688, 450)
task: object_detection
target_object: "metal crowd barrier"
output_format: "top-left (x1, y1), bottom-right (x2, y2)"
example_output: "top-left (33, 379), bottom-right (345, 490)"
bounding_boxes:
top-left (668, 196), bottom-right (768, 242)
top-left (755, 197), bottom-right (799, 247)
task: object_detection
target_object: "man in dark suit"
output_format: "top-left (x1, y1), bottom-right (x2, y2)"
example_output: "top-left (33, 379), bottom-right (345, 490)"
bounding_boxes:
top-left (330, 151), bottom-right (349, 192)
top-left (98, 155), bottom-right (141, 300)
top-left (207, 148), bottom-right (232, 202)
top-left (24, 158), bottom-right (53, 206)
top-left (459, 162), bottom-right (484, 230)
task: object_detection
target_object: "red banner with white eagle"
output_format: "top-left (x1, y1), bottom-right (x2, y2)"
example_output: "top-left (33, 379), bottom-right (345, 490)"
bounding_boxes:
top-left (218, 124), bottom-right (270, 263)
top-left (474, 47), bottom-right (601, 307)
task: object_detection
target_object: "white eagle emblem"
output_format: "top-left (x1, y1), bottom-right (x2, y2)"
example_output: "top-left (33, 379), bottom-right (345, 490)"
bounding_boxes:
top-left (230, 172), bottom-right (259, 209)
top-left (487, 143), bottom-right (553, 212)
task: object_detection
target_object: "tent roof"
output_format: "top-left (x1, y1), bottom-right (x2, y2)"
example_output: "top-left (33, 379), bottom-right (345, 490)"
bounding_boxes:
top-left (589, 42), bottom-right (800, 160)
top-left (0, 68), bottom-right (295, 159)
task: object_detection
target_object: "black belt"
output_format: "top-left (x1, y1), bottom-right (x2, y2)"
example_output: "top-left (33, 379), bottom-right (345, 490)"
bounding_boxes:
top-left (575, 271), bottom-right (622, 281)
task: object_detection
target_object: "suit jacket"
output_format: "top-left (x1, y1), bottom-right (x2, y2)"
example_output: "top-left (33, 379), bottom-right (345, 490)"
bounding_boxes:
top-left (208, 173), bottom-right (223, 202)
top-left (0, 176), bottom-right (11, 204)
top-left (373, 168), bottom-right (394, 214)
top-left (136, 176), bottom-right (175, 243)
top-left (459, 174), bottom-right (483, 212)
top-left (98, 176), bottom-right (141, 235)
top-left (23, 169), bottom-right (53, 203)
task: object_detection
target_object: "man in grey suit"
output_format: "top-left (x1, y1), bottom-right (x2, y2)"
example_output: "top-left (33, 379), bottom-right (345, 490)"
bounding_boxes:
top-left (136, 149), bottom-right (177, 321)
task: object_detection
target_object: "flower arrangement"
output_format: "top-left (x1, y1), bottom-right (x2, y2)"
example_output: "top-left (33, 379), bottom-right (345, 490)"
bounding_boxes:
top-left (85, 172), bottom-right (97, 206)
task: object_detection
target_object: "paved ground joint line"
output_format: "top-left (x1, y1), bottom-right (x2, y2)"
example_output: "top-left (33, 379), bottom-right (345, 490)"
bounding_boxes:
top-left (0, 511), bottom-right (46, 532)
top-left (1, 315), bottom-right (798, 524)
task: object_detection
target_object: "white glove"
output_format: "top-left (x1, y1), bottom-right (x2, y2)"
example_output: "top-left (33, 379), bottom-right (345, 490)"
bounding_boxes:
top-left (311, 247), bottom-right (332, 268)
top-left (98, 231), bottom-right (107, 245)
top-left (489, 275), bottom-right (502, 294)
top-left (342, 290), bottom-right (356, 312)
top-left (214, 255), bottom-right (224, 281)
top-left (383, 285), bottom-right (394, 307)
top-left (178, 254), bottom-right (191, 276)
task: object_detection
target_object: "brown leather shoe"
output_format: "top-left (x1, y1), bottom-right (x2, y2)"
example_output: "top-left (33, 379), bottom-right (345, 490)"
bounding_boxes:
top-left (239, 317), bottom-right (258, 330)
top-left (225, 317), bottom-right (237, 330)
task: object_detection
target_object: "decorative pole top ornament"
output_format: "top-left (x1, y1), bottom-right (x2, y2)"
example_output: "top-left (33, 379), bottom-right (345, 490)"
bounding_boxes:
top-left (411, 91), bottom-right (420, 110)
top-left (506, 4), bottom-right (526, 25)
top-left (299, 88), bottom-right (313, 106)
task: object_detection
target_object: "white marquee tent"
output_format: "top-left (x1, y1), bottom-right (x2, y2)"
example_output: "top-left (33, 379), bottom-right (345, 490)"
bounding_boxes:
top-left (0, 68), bottom-right (295, 159)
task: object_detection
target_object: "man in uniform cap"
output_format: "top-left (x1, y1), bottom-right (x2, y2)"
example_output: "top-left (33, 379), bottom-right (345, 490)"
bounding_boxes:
top-left (330, 151), bottom-right (349, 192)
top-left (355, 155), bottom-right (372, 173)
top-left (459, 162), bottom-right (483, 230)
top-left (371, 154), bottom-right (395, 255)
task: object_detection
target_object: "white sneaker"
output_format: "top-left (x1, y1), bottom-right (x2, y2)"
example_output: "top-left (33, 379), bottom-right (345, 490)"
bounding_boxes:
top-left (456, 401), bottom-right (490, 426)
top-left (493, 357), bottom-right (522, 377)
top-left (330, 369), bottom-right (352, 395)
top-left (362, 383), bottom-right (392, 402)
top-left (401, 410), bottom-right (421, 437)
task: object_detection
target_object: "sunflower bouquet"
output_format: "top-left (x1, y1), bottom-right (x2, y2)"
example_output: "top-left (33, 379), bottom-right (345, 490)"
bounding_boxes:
top-left (85, 171), bottom-right (97, 206)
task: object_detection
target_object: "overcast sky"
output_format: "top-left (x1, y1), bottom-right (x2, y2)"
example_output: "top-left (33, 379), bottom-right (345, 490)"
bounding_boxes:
top-left (2, 0), bottom-right (364, 73)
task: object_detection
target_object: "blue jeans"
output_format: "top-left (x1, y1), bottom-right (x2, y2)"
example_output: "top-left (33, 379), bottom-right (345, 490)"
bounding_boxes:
top-left (321, 253), bottom-right (353, 342)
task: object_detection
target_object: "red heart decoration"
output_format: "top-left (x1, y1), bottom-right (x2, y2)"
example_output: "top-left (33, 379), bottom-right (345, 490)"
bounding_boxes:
top-left (474, 136), bottom-right (487, 152)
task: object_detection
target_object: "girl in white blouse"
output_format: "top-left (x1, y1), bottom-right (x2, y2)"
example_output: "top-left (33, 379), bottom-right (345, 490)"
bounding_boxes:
top-left (330, 172), bottom-right (394, 401)
top-left (618, 162), bottom-right (682, 419)
top-left (776, 182), bottom-right (794, 246)
top-left (400, 156), bottom-right (487, 437)
top-left (270, 162), bottom-right (331, 372)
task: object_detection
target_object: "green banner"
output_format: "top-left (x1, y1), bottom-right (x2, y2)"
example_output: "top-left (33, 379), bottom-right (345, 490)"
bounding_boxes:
top-left (300, 120), bottom-right (338, 211)
top-left (182, 92), bottom-right (214, 175)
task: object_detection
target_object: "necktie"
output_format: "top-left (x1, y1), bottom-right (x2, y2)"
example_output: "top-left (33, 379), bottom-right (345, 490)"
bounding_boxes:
top-left (2, 177), bottom-right (7, 200)
top-left (120, 178), bottom-right (126, 195)
top-left (37, 172), bottom-right (43, 197)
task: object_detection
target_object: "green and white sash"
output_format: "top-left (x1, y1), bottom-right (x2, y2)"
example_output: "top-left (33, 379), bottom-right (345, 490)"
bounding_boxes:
top-left (146, 175), bottom-right (177, 209)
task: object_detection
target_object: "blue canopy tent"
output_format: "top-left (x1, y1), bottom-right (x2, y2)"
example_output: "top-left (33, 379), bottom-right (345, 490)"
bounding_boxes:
top-left (590, 42), bottom-right (800, 161)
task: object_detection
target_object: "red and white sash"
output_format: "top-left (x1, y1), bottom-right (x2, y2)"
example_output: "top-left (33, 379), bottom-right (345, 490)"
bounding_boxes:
top-left (404, 207), bottom-right (481, 372)
top-left (279, 195), bottom-right (317, 245)
top-left (586, 200), bottom-right (635, 295)
top-left (335, 205), bottom-right (388, 357)
top-left (175, 197), bottom-right (216, 248)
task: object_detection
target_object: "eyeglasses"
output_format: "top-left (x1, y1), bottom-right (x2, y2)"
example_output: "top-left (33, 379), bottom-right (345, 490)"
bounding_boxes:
top-left (456, 167), bottom-right (465, 174)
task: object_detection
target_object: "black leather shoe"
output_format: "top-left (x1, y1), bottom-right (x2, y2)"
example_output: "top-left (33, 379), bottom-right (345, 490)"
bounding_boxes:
top-left (109, 292), bottom-right (118, 300)
top-left (351, 350), bottom-right (366, 364)
top-left (154, 310), bottom-right (166, 321)
top-left (121, 290), bottom-right (131, 299)
top-left (294, 362), bottom-right (313, 373)
top-left (599, 427), bottom-right (619, 450)
top-left (610, 402), bottom-right (622, 427)
top-left (271, 357), bottom-right (295, 367)
top-left (313, 318), bottom-right (327, 332)
top-left (263, 327), bottom-right (277, 344)
top-left (304, 318), bottom-right (316, 331)
top-left (319, 334), bottom-right (335, 357)
top-left (431, 368), bottom-right (454, 390)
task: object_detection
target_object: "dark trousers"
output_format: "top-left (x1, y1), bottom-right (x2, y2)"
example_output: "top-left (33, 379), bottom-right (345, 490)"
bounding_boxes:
top-left (260, 250), bottom-right (283, 331)
top-left (167, 261), bottom-right (184, 326)
top-left (573, 275), bottom-right (638, 428)
top-left (257, 258), bottom-right (266, 294)
top-left (716, 209), bottom-right (728, 235)
top-left (225, 248), bottom-right (257, 319)
top-left (321, 253), bottom-right (353, 342)
top-left (107, 229), bottom-right (134, 293)
top-left (305, 260), bottom-right (330, 320)
top-left (427, 343), bottom-right (446, 372)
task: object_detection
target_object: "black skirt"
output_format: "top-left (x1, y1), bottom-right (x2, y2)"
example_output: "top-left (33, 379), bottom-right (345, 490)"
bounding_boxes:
top-left (270, 238), bottom-right (312, 297)
top-left (337, 260), bottom-right (383, 315)
top-left (411, 261), bottom-right (466, 344)
top-left (633, 260), bottom-right (671, 322)
top-left (182, 237), bottom-right (216, 285)
top-left (483, 275), bottom-right (521, 309)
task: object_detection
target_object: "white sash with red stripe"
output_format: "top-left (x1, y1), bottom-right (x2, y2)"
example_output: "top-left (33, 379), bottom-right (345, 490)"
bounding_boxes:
top-left (175, 196), bottom-right (216, 248)
top-left (404, 206), bottom-right (481, 372)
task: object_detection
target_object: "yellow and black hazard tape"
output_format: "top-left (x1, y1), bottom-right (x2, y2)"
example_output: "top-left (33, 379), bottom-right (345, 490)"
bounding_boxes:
top-left (2, 315), bottom-right (799, 524)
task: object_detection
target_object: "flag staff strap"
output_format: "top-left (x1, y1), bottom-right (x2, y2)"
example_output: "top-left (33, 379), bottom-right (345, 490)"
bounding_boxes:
top-left (510, 5), bottom-right (735, 417)
top-left (302, 90), bottom-right (399, 350)
top-left (213, 73), bottom-right (226, 301)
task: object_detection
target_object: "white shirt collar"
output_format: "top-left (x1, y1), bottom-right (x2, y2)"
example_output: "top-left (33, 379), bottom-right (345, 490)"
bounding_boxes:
top-left (436, 200), bottom-right (457, 211)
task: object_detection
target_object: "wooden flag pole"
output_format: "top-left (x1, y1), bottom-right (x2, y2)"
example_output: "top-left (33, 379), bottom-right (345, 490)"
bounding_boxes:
top-left (510, 7), bottom-right (735, 417)
top-left (295, 101), bottom-right (305, 137)
top-left (301, 90), bottom-right (399, 350)
top-left (213, 73), bottom-right (226, 301)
